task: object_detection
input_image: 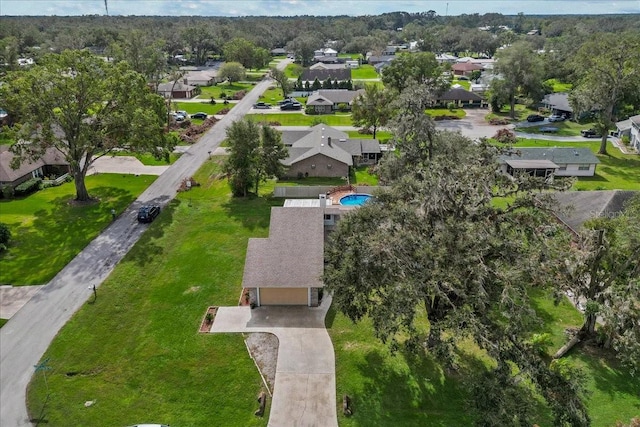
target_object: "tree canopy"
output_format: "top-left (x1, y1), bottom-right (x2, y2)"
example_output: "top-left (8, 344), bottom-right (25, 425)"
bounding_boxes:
top-left (351, 84), bottom-right (394, 139)
top-left (218, 61), bottom-right (246, 83)
top-left (490, 41), bottom-right (545, 119)
top-left (324, 88), bottom-right (588, 425)
top-left (569, 32), bottom-right (640, 155)
top-left (0, 49), bottom-right (174, 201)
top-left (223, 119), bottom-right (287, 197)
top-left (380, 52), bottom-right (450, 93)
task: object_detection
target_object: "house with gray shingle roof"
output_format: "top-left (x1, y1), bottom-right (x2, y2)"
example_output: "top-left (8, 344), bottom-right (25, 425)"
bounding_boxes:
top-left (307, 89), bottom-right (364, 114)
top-left (281, 124), bottom-right (381, 178)
top-left (499, 147), bottom-right (600, 177)
top-left (551, 190), bottom-right (639, 235)
top-left (0, 146), bottom-right (69, 188)
top-left (243, 206), bottom-right (325, 306)
top-left (615, 114), bottom-right (640, 151)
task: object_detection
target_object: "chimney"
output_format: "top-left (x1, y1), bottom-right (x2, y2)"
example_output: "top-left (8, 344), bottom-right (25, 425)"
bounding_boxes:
top-left (183, 78), bottom-right (188, 85)
top-left (327, 137), bottom-right (332, 147)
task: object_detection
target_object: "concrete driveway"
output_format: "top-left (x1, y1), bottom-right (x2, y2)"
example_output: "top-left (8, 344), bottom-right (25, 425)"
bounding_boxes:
top-left (88, 155), bottom-right (170, 176)
top-left (210, 295), bottom-right (338, 427)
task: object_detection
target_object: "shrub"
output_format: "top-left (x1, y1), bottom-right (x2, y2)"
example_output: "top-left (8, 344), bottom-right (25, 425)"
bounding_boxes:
top-left (14, 177), bottom-right (42, 195)
top-left (305, 105), bottom-right (317, 115)
top-left (1, 185), bottom-right (14, 199)
top-left (209, 98), bottom-right (216, 105)
top-left (622, 135), bottom-right (631, 146)
top-left (493, 128), bottom-right (517, 144)
top-left (0, 222), bottom-right (10, 252)
top-left (447, 102), bottom-right (456, 111)
top-left (220, 91), bottom-right (227, 99)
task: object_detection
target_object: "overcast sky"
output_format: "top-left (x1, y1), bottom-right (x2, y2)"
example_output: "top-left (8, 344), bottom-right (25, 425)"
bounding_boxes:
top-left (1, 0), bottom-right (638, 16)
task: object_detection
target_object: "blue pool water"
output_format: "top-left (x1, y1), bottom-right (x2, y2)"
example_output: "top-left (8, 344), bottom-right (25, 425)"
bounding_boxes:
top-left (339, 194), bottom-right (372, 206)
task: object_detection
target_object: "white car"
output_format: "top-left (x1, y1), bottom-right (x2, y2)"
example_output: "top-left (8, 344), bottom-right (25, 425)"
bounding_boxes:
top-left (548, 114), bottom-right (566, 122)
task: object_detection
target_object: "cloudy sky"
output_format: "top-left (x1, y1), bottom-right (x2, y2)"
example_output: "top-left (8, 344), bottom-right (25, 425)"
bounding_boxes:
top-left (0, 0), bottom-right (638, 16)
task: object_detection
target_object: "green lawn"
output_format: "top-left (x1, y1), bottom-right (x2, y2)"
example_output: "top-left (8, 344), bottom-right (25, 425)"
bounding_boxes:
top-left (284, 63), bottom-right (302, 79)
top-left (452, 79), bottom-right (471, 90)
top-left (197, 82), bottom-right (254, 99)
top-left (351, 65), bottom-right (378, 80)
top-left (338, 53), bottom-right (362, 60)
top-left (0, 174), bottom-right (157, 286)
top-left (486, 104), bottom-right (537, 122)
top-left (27, 159), bottom-right (275, 426)
top-left (0, 318), bottom-right (8, 328)
top-left (545, 78), bottom-right (573, 93)
top-left (425, 108), bottom-right (467, 119)
top-left (515, 120), bottom-right (594, 137)
top-left (352, 166), bottom-right (379, 185)
top-left (174, 102), bottom-right (233, 116)
top-left (515, 139), bottom-right (640, 190)
top-left (347, 130), bottom-right (393, 144)
top-left (246, 113), bottom-right (353, 126)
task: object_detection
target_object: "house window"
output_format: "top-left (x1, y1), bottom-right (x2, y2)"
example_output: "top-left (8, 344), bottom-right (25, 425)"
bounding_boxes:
top-left (324, 214), bottom-right (332, 220)
top-left (327, 164), bottom-right (332, 169)
top-left (558, 164), bottom-right (567, 171)
top-left (578, 164), bottom-right (591, 171)
top-left (311, 164), bottom-right (316, 169)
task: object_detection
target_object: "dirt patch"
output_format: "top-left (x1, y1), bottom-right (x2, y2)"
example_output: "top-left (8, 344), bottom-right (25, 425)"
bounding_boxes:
top-left (245, 332), bottom-right (278, 393)
top-left (184, 286), bottom-right (200, 294)
top-left (198, 306), bottom-right (218, 333)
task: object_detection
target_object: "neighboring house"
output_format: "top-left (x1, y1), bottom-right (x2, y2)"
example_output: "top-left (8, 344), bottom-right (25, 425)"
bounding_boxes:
top-left (301, 68), bottom-right (351, 84)
top-left (542, 93), bottom-right (573, 118)
top-left (451, 62), bottom-right (483, 77)
top-left (183, 69), bottom-right (220, 86)
top-left (551, 190), bottom-right (639, 235)
top-left (615, 114), bottom-right (640, 151)
top-left (309, 63), bottom-right (347, 71)
top-left (314, 48), bottom-right (338, 58)
top-left (499, 147), bottom-right (600, 178)
top-left (243, 206), bottom-right (325, 306)
top-left (345, 60), bottom-right (359, 69)
top-left (157, 81), bottom-right (196, 99)
top-left (527, 29), bottom-right (541, 36)
top-left (271, 47), bottom-right (287, 56)
top-left (0, 146), bottom-right (69, 188)
top-left (306, 89), bottom-right (364, 114)
top-left (281, 124), bottom-right (381, 178)
top-left (436, 88), bottom-right (486, 108)
top-left (366, 55), bottom-right (395, 65)
top-left (436, 53), bottom-right (458, 64)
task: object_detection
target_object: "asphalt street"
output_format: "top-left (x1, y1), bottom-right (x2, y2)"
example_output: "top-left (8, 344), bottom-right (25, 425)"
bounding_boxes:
top-left (0, 62), bottom-right (288, 426)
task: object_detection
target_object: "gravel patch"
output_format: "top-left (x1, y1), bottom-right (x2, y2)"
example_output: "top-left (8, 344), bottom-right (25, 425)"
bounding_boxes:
top-left (245, 332), bottom-right (278, 394)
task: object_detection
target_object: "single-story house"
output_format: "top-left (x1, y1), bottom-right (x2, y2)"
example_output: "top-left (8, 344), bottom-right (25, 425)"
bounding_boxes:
top-left (157, 81), bottom-right (196, 99)
top-left (550, 190), bottom-right (638, 235)
top-left (271, 47), bottom-right (288, 56)
top-left (281, 124), bottom-right (381, 178)
top-left (499, 147), bottom-right (600, 178)
top-left (542, 93), bottom-right (573, 118)
top-left (243, 206), bottom-right (325, 306)
top-left (0, 146), bottom-right (69, 188)
top-left (436, 88), bottom-right (486, 107)
top-left (183, 69), bottom-right (220, 86)
top-left (306, 89), bottom-right (364, 114)
top-left (436, 53), bottom-right (458, 64)
top-left (615, 114), bottom-right (640, 151)
top-left (309, 62), bottom-right (347, 71)
top-left (451, 62), bottom-right (483, 77)
top-left (366, 55), bottom-right (395, 65)
top-left (314, 48), bottom-right (338, 58)
top-left (301, 68), bottom-right (351, 83)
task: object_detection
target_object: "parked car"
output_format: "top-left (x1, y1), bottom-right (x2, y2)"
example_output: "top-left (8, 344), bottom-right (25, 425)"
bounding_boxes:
top-left (277, 98), bottom-right (296, 105)
top-left (137, 205), bottom-right (161, 223)
top-left (190, 112), bottom-right (208, 119)
top-left (548, 114), bottom-right (566, 122)
top-left (280, 101), bottom-right (302, 111)
top-left (526, 114), bottom-right (545, 123)
top-left (253, 102), bottom-right (271, 109)
top-left (581, 128), bottom-right (601, 138)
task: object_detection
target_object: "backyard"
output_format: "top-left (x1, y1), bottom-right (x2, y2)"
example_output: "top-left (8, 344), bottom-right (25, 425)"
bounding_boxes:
top-left (0, 174), bottom-right (157, 286)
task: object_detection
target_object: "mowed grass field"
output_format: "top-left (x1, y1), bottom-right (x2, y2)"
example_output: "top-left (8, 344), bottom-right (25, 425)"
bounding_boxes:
top-left (27, 159), bottom-right (276, 426)
top-left (0, 174), bottom-right (157, 285)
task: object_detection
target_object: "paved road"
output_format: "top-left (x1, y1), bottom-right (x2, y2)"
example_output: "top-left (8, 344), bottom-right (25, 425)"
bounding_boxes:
top-left (0, 62), bottom-right (287, 426)
top-left (210, 295), bottom-right (338, 427)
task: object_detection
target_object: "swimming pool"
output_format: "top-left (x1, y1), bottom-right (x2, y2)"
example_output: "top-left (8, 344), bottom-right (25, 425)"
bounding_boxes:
top-left (339, 194), bottom-right (372, 206)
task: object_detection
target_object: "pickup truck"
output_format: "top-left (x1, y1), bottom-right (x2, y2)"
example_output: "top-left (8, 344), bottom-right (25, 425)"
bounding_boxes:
top-left (580, 129), bottom-right (601, 138)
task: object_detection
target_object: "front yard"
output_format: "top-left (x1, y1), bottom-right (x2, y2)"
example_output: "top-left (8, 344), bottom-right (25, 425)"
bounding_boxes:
top-left (197, 82), bottom-right (254, 99)
top-left (27, 159), bottom-right (274, 426)
top-left (0, 174), bottom-right (157, 285)
top-left (246, 113), bottom-right (353, 126)
top-left (515, 120), bottom-right (594, 137)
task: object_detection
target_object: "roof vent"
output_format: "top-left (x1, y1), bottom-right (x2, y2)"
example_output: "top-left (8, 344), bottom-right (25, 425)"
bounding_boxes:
top-left (339, 138), bottom-right (346, 142)
top-left (574, 150), bottom-right (579, 156)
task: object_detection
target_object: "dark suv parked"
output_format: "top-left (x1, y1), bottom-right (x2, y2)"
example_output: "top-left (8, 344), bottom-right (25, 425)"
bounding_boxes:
top-left (280, 101), bottom-right (302, 110)
top-left (137, 205), bottom-right (160, 223)
top-left (526, 114), bottom-right (545, 122)
top-left (580, 128), bottom-right (601, 138)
